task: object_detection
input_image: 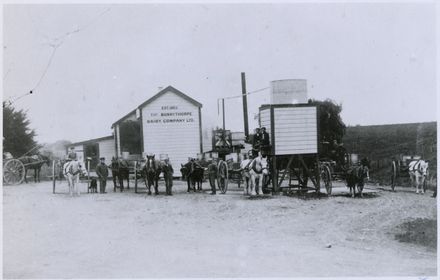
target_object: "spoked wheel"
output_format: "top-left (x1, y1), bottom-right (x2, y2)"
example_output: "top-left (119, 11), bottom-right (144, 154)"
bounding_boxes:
top-left (391, 161), bottom-right (397, 191)
top-left (217, 160), bottom-right (229, 194)
top-left (3, 159), bottom-right (25, 185)
top-left (319, 165), bottom-right (332, 195)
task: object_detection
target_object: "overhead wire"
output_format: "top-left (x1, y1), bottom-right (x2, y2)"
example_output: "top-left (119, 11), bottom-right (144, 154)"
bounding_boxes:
top-left (217, 86), bottom-right (270, 115)
top-left (5, 8), bottom-right (111, 106)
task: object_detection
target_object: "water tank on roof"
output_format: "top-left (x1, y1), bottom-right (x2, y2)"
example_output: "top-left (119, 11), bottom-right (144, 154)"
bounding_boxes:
top-left (270, 79), bottom-right (308, 104)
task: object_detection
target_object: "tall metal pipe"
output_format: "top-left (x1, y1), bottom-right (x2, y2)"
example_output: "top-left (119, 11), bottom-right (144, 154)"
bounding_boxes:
top-left (241, 72), bottom-right (249, 139)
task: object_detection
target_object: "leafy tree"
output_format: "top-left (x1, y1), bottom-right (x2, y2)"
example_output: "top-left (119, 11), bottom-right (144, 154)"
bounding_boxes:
top-left (3, 102), bottom-right (37, 157)
top-left (119, 120), bottom-right (142, 155)
top-left (308, 99), bottom-right (346, 143)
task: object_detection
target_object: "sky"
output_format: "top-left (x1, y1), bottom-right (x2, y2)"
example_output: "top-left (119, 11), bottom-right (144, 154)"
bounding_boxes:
top-left (2, 2), bottom-right (437, 144)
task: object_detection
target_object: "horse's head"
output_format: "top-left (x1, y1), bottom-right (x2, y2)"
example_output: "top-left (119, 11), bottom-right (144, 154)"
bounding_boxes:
top-left (145, 154), bottom-right (157, 173)
top-left (39, 155), bottom-right (51, 166)
top-left (409, 160), bottom-right (429, 177)
top-left (261, 157), bottom-right (269, 175)
top-left (420, 160), bottom-right (429, 176)
top-left (252, 156), bottom-right (269, 175)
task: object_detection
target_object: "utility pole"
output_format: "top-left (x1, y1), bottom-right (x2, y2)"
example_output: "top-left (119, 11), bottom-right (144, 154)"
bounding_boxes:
top-left (222, 98), bottom-right (225, 130)
top-left (241, 72), bottom-right (249, 139)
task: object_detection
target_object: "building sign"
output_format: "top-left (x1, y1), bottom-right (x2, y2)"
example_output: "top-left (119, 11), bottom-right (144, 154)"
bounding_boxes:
top-left (145, 106), bottom-right (195, 124)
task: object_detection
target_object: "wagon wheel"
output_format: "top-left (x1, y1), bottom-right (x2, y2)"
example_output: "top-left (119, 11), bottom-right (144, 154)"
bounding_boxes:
top-left (217, 160), bottom-right (228, 194)
top-left (320, 165), bottom-right (332, 195)
top-left (3, 159), bottom-right (25, 185)
top-left (390, 161), bottom-right (397, 191)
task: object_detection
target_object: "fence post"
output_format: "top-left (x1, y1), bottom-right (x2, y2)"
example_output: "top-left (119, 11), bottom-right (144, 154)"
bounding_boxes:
top-left (52, 160), bottom-right (56, 194)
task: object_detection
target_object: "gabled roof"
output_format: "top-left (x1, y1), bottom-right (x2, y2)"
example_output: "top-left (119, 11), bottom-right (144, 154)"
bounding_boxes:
top-left (111, 109), bottom-right (137, 128)
top-left (69, 135), bottom-right (114, 147)
top-left (138, 85), bottom-right (202, 109)
top-left (111, 86), bottom-right (202, 128)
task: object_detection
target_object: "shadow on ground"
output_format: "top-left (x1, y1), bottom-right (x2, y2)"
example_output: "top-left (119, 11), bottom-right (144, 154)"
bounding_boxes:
top-left (394, 218), bottom-right (437, 251)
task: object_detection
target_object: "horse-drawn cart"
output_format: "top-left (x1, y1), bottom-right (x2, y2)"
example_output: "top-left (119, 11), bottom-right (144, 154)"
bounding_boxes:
top-left (3, 155), bottom-right (25, 185)
top-left (3, 152), bottom-right (50, 185)
top-left (390, 155), bottom-right (429, 192)
top-left (215, 158), bottom-right (244, 194)
top-left (259, 104), bottom-right (332, 195)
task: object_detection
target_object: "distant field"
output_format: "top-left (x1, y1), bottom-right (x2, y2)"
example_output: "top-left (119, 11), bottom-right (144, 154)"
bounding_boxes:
top-left (343, 122), bottom-right (437, 187)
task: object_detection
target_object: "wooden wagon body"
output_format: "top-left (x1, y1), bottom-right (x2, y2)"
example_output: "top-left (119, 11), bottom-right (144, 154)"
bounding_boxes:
top-left (259, 104), bottom-right (332, 194)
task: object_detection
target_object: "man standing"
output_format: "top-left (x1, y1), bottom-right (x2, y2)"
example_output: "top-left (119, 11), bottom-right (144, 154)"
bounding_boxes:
top-left (162, 157), bottom-right (174, 195)
top-left (96, 157), bottom-right (109, 193)
top-left (207, 158), bottom-right (218, 195)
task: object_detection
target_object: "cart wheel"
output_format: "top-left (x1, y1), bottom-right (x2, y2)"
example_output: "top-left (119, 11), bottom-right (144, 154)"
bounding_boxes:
top-left (3, 159), bottom-right (25, 185)
top-left (391, 161), bottom-right (397, 191)
top-left (320, 165), bottom-right (332, 195)
top-left (217, 160), bottom-right (228, 194)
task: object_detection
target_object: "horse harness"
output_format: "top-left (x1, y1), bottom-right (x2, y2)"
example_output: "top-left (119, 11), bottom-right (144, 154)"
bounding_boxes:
top-left (64, 161), bottom-right (81, 176)
top-left (409, 160), bottom-right (425, 175)
top-left (250, 158), bottom-right (268, 174)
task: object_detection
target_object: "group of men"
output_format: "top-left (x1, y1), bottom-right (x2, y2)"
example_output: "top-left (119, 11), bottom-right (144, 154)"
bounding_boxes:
top-left (65, 125), bottom-right (272, 196)
top-left (251, 127), bottom-right (270, 157)
top-left (67, 147), bottom-right (174, 195)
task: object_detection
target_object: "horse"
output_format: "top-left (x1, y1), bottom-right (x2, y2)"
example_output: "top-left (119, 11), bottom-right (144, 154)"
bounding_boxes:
top-left (63, 160), bottom-right (88, 196)
top-left (190, 161), bottom-right (204, 191)
top-left (408, 160), bottom-right (429, 194)
top-left (345, 161), bottom-right (370, 198)
top-left (19, 154), bottom-right (51, 183)
top-left (110, 157), bottom-right (130, 192)
top-left (180, 160), bottom-right (204, 192)
top-left (248, 155), bottom-right (269, 196)
top-left (240, 158), bottom-right (252, 195)
top-left (142, 154), bottom-right (162, 195)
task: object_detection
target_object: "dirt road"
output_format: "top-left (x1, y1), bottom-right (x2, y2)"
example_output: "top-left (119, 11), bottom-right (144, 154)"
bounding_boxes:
top-left (3, 180), bottom-right (437, 278)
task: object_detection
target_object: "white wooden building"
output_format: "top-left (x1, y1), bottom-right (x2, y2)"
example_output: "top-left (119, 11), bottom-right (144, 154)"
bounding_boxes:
top-left (68, 135), bottom-right (115, 169)
top-left (112, 86), bottom-right (203, 174)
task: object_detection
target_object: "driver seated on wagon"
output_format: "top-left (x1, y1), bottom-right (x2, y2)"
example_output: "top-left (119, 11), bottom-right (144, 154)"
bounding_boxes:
top-left (259, 127), bottom-right (271, 157)
top-left (329, 140), bottom-right (347, 168)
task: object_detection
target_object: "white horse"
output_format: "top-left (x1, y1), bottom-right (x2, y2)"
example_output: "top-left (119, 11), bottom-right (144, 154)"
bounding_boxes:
top-left (63, 160), bottom-right (88, 196)
top-left (408, 160), bottom-right (429, 194)
top-left (248, 155), bottom-right (269, 196)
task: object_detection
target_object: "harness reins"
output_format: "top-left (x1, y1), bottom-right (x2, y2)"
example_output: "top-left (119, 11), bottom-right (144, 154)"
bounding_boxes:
top-left (65, 161), bottom-right (81, 176)
top-left (409, 160), bottom-right (425, 175)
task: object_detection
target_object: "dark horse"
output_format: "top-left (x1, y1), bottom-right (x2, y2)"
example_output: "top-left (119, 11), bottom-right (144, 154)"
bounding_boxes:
top-left (142, 154), bottom-right (162, 195)
top-left (19, 155), bottom-right (51, 183)
top-left (110, 157), bottom-right (130, 192)
top-left (180, 160), bottom-right (204, 192)
top-left (345, 158), bottom-right (370, 198)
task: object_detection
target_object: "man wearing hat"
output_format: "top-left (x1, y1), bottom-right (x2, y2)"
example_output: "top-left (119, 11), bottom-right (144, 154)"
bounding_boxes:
top-left (260, 127), bottom-right (271, 157)
top-left (162, 157), bottom-right (174, 195)
top-left (207, 158), bottom-right (218, 195)
top-left (252, 128), bottom-right (261, 158)
top-left (95, 157), bottom-right (109, 193)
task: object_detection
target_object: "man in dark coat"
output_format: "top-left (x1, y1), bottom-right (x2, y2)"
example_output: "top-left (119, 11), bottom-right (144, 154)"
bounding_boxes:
top-left (96, 157), bottom-right (109, 193)
top-left (260, 127), bottom-right (271, 157)
top-left (162, 157), bottom-right (174, 195)
top-left (252, 128), bottom-right (261, 158)
top-left (207, 158), bottom-right (218, 195)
